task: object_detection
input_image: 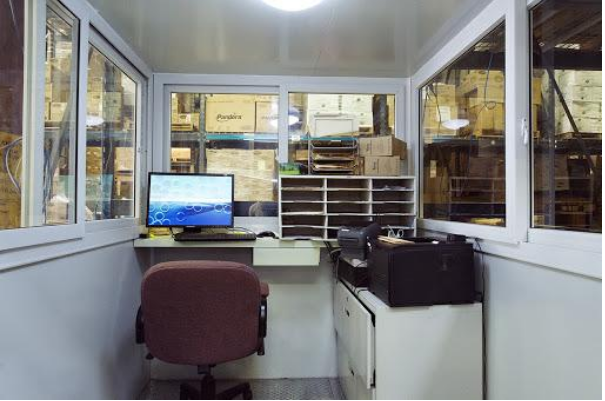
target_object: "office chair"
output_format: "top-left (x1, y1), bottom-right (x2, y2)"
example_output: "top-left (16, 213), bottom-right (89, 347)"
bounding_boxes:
top-left (136, 260), bottom-right (269, 400)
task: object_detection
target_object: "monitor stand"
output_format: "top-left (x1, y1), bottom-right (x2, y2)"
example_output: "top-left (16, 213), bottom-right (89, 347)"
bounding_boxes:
top-left (182, 226), bottom-right (202, 234)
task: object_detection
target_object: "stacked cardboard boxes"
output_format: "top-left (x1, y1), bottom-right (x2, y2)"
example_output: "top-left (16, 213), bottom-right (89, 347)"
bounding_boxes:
top-left (206, 148), bottom-right (276, 202)
top-left (360, 136), bottom-right (407, 176)
top-left (553, 71), bottom-right (602, 135)
top-left (421, 83), bottom-right (458, 133)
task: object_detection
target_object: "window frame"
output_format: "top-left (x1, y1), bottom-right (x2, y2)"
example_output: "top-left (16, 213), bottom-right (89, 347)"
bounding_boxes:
top-left (284, 86), bottom-right (403, 166)
top-left (526, 0), bottom-right (602, 253)
top-left (84, 28), bottom-right (147, 229)
top-left (412, 0), bottom-right (601, 276)
top-left (161, 85), bottom-right (280, 172)
top-left (0, 0), bottom-right (86, 251)
top-left (413, 0), bottom-right (530, 244)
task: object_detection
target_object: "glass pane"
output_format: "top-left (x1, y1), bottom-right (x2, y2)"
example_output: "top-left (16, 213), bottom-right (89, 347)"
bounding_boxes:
top-left (531, 0), bottom-right (602, 233)
top-left (170, 93), bottom-right (278, 217)
top-left (86, 45), bottom-right (137, 220)
top-left (288, 93), bottom-right (397, 175)
top-left (44, 5), bottom-right (78, 225)
top-left (0, 0), bottom-right (24, 229)
top-left (421, 23), bottom-right (506, 226)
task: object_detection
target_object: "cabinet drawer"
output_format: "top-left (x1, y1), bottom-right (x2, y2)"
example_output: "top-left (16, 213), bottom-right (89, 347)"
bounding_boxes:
top-left (252, 248), bottom-right (320, 266)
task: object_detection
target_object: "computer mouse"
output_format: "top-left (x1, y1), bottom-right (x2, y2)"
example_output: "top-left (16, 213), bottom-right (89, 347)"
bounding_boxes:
top-left (257, 231), bottom-right (278, 239)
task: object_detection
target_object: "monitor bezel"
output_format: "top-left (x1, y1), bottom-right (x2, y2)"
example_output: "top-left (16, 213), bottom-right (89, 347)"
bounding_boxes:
top-left (146, 172), bottom-right (235, 228)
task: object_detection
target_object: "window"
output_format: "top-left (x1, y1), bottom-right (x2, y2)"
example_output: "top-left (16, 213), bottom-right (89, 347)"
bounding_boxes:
top-left (44, 4), bottom-right (79, 225)
top-left (169, 92), bottom-right (278, 217)
top-left (86, 45), bottom-right (137, 221)
top-left (530, 0), bottom-right (602, 233)
top-left (420, 23), bottom-right (506, 226)
top-left (0, 1), bottom-right (78, 230)
top-left (288, 93), bottom-right (396, 175)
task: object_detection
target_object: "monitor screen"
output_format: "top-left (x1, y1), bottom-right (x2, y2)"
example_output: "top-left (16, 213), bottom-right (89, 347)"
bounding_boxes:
top-left (146, 173), bottom-right (234, 228)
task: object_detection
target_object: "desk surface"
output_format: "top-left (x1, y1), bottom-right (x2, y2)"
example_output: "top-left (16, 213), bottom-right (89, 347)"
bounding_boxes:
top-left (134, 237), bottom-right (329, 249)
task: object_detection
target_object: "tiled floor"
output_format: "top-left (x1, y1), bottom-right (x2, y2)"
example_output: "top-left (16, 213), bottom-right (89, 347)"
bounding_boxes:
top-left (140, 378), bottom-right (344, 400)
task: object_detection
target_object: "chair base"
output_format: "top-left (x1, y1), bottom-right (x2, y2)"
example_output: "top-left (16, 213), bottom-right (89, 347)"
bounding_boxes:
top-left (179, 373), bottom-right (252, 400)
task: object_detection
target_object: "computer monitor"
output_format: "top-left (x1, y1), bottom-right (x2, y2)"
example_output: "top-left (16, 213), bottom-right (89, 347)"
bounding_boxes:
top-left (146, 173), bottom-right (234, 228)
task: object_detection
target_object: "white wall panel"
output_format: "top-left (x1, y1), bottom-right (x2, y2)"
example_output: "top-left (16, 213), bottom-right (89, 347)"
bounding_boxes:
top-left (0, 241), bottom-right (147, 399)
top-left (484, 255), bottom-right (601, 399)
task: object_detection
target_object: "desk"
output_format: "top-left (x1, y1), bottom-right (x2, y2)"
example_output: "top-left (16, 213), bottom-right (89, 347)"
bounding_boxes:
top-left (133, 238), bottom-right (326, 266)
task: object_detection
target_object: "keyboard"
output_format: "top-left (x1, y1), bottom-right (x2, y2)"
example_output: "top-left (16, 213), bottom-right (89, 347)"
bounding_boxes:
top-left (174, 230), bottom-right (257, 242)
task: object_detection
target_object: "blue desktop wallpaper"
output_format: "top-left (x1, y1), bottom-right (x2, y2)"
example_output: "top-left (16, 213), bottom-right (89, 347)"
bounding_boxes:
top-left (147, 175), bottom-right (233, 226)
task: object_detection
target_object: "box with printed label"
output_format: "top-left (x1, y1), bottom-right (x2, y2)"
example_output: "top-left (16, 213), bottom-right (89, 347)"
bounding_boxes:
top-left (359, 136), bottom-right (407, 159)
top-left (363, 156), bottom-right (401, 176)
top-left (255, 101), bottom-right (278, 133)
top-left (205, 96), bottom-right (256, 133)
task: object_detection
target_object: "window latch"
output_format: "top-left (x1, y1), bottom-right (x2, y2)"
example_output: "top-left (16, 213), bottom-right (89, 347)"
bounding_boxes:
top-left (521, 118), bottom-right (529, 146)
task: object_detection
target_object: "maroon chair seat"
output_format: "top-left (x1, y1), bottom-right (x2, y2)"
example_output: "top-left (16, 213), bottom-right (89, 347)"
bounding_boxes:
top-left (136, 260), bottom-right (269, 400)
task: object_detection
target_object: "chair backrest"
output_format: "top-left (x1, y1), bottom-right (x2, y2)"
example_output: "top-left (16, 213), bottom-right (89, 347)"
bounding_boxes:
top-left (141, 260), bottom-right (261, 365)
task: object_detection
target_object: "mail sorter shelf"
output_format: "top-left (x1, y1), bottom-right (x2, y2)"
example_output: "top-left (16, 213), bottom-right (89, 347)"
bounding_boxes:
top-left (279, 175), bottom-right (416, 240)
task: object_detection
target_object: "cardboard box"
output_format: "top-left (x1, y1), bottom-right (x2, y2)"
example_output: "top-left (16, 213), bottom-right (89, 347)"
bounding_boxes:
top-left (49, 102), bottom-right (67, 121)
top-left (205, 96), bottom-right (256, 133)
top-left (470, 104), bottom-right (505, 132)
top-left (363, 156), bottom-right (401, 176)
top-left (387, 96), bottom-right (395, 129)
top-left (561, 85), bottom-right (601, 102)
top-left (557, 70), bottom-right (602, 87)
top-left (556, 117), bottom-right (602, 134)
top-left (294, 149), bottom-right (308, 162)
top-left (430, 83), bottom-right (456, 98)
top-left (206, 148), bottom-right (276, 201)
top-left (359, 136), bottom-right (407, 159)
top-left (171, 147), bottom-right (192, 162)
top-left (422, 105), bottom-right (459, 130)
top-left (114, 147), bottom-right (134, 172)
top-left (532, 78), bottom-right (542, 105)
top-left (255, 101), bottom-right (278, 133)
top-left (172, 113), bottom-right (200, 132)
top-left (556, 100), bottom-right (601, 120)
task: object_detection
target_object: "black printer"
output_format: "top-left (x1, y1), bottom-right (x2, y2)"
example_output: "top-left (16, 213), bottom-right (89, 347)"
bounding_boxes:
top-left (368, 236), bottom-right (476, 307)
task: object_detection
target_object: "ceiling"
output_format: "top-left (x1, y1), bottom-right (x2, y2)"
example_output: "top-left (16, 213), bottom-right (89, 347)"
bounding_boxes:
top-left (87, 0), bottom-right (487, 77)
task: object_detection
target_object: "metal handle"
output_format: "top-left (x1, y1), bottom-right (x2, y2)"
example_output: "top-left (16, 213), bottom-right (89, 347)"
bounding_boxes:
top-left (521, 118), bottom-right (529, 146)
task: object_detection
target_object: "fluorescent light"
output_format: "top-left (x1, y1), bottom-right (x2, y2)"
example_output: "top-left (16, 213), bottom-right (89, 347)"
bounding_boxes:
top-left (442, 119), bottom-right (470, 130)
top-left (86, 115), bottom-right (104, 127)
top-left (262, 0), bottom-right (323, 12)
top-left (269, 114), bottom-right (300, 128)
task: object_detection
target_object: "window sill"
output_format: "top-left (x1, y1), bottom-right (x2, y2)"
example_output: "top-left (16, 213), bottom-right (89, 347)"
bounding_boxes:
top-left (0, 225), bottom-right (139, 273)
top-left (418, 218), bottom-right (517, 244)
top-left (420, 220), bottom-right (601, 280)
top-left (85, 218), bottom-right (140, 233)
top-left (0, 223), bottom-right (84, 252)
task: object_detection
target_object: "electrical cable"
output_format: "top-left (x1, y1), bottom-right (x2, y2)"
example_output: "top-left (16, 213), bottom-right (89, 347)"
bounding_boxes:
top-left (3, 137), bottom-right (22, 194)
top-left (7, 0), bottom-right (24, 52)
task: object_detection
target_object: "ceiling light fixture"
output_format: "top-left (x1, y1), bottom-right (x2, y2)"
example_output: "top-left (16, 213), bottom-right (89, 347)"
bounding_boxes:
top-left (261, 0), bottom-right (323, 12)
top-left (442, 119), bottom-right (470, 130)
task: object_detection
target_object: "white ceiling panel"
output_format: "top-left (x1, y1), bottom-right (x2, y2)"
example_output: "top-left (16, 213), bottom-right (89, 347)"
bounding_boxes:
top-left (87, 0), bottom-right (488, 77)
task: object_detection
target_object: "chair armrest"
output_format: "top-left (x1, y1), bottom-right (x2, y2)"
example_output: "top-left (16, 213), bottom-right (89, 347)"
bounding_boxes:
top-left (260, 281), bottom-right (270, 298)
top-left (135, 306), bottom-right (145, 344)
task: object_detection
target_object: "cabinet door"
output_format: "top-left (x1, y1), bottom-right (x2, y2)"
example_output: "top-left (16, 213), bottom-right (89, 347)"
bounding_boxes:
top-left (347, 291), bottom-right (375, 390)
top-left (337, 337), bottom-right (356, 400)
top-left (333, 281), bottom-right (346, 340)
